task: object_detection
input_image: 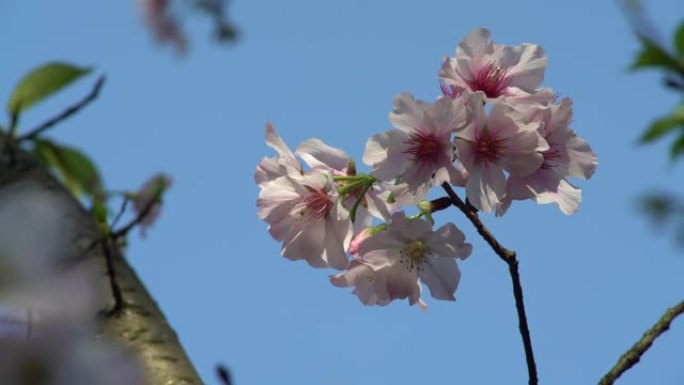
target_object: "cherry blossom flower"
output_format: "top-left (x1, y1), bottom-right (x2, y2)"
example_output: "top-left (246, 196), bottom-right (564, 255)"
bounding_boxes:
top-left (331, 212), bottom-right (472, 308)
top-left (455, 93), bottom-right (549, 212)
top-left (364, 93), bottom-right (468, 204)
top-left (439, 28), bottom-right (553, 104)
top-left (138, 0), bottom-right (188, 55)
top-left (255, 123), bottom-right (300, 186)
top-left (132, 173), bottom-right (172, 238)
top-left (257, 170), bottom-right (352, 270)
top-left (496, 98), bottom-right (597, 215)
top-left (296, 138), bottom-right (395, 224)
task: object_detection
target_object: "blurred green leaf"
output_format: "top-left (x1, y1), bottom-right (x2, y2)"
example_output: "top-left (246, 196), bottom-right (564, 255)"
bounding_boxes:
top-left (670, 133), bottom-right (684, 160)
top-left (631, 37), bottom-right (682, 72)
top-left (33, 139), bottom-right (102, 198)
top-left (7, 62), bottom-right (92, 115)
top-left (675, 22), bottom-right (684, 58)
top-left (639, 105), bottom-right (684, 143)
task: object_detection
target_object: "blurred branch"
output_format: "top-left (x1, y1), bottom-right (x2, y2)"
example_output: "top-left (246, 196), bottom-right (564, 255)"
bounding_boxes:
top-left (598, 300), bottom-right (684, 385)
top-left (16, 76), bottom-right (106, 143)
top-left (441, 183), bottom-right (538, 385)
top-left (216, 365), bottom-right (233, 385)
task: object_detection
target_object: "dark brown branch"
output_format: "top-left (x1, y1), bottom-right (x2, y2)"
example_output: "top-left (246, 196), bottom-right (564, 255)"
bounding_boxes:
top-left (441, 182), bottom-right (538, 385)
top-left (17, 76), bottom-right (106, 143)
top-left (598, 300), bottom-right (684, 385)
top-left (216, 365), bottom-right (233, 385)
top-left (101, 238), bottom-right (124, 316)
top-left (110, 196), bottom-right (130, 230)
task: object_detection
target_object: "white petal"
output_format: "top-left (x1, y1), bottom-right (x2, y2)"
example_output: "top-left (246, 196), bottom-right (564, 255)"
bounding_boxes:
top-left (384, 263), bottom-right (422, 305)
top-left (500, 129), bottom-right (547, 176)
top-left (265, 123), bottom-right (297, 166)
top-left (363, 130), bottom-right (411, 180)
top-left (505, 43), bottom-right (548, 91)
top-left (296, 138), bottom-right (349, 172)
top-left (281, 223), bottom-right (327, 268)
top-left (457, 28), bottom-right (494, 61)
top-left (427, 223), bottom-right (472, 260)
top-left (389, 92), bottom-right (430, 133)
top-left (536, 179), bottom-right (582, 215)
top-left (466, 163), bottom-right (506, 213)
top-left (419, 258), bottom-right (460, 301)
top-left (565, 132), bottom-right (597, 180)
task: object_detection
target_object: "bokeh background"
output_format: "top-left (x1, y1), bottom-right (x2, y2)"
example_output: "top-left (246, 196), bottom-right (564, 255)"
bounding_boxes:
top-left (1, 1), bottom-right (683, 384)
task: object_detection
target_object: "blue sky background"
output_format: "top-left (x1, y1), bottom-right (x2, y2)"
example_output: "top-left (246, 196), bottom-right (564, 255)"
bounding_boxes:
top-left (1, 1), bottom-right (684, 384)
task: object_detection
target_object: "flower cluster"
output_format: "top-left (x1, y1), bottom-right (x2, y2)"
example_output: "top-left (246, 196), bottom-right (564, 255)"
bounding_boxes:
top-left (256, 28), bottom-right (597, 308)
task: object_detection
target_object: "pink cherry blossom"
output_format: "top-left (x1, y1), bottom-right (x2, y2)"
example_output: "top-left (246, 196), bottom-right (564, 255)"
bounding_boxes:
top-left (455, 93), bottom-right (549, 212)
top-left (132, 173), bottom-right (172, 237)
top-left (138, 0), bottom-right (188, 55)
top-left (496, 98), bottom-right (597, 215)
top-left (257, 170), bottom-right (352, 270)
top-left (296, 137), bottom-right (396, 225)
top-left (363, 93), bottom-right (468, 204)
top-left (331, 212), bottom-right (472, 308)
top-left (439, 28), bottom-right (553, 104)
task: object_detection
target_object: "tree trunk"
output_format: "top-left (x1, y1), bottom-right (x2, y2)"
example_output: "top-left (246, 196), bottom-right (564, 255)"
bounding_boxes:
top-left (0, 143), bottom-right (203, 385)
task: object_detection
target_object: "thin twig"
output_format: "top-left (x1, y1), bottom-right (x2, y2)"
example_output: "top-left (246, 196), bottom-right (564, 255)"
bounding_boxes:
top-left (110, 197), bottom-right (130, 230)
top-left (441, 182), bottom-right (538, 385)
top-left (216, 364), bottom-right (233, 385)
top-left (110, 193), bottom-right (158, 239)
top-left (17, 76), bottom-right (106, 143)
top-left (101, 238), bottom-right (124, 316)
top-left (598, 300), bottom-right (684, 385)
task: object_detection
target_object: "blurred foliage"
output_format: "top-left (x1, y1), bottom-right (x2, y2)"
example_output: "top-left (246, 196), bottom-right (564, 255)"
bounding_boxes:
top-left (639, 192), bottom-right (684, 247)
top-left (32, 138), bottom-right (102, 198)
top-left (621, 0), bottom-right (684, 248)
top-left (2, 61), bottom-right (171, 242)
top-left (624, 5), bottom-right (684, 160)
top-left (192, 0), bottom-right (239, 42)
top-left (3, 61), bottom-right (103, 202)
top-left (6, 62), bottom-right (92, 123)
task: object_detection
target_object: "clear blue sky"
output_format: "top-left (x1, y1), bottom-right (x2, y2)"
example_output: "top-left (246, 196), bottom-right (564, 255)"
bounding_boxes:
top-left (2, 1), bottom-right (684, 384)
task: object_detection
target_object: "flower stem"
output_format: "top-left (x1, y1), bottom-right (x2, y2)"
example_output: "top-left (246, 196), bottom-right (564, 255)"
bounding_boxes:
top-left (441, 182), bottom-right (538, 385)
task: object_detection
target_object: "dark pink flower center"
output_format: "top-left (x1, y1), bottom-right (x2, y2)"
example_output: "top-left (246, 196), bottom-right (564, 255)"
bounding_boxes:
top-left (540, 146), bottom-right (563, 170)
top-left (474, 132), bottom-right (503, 163)
top-left (298, 189), bottom-right (332, 220)
top-left (403, 131), bottom-right (444, 164)
top-left (471, 61), bottom-right (510, 98)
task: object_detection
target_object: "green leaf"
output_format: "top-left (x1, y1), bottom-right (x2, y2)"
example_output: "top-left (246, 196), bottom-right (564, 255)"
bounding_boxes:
top-left (675, 22), bottom-right (684, 58)
top-left (33, 139), bottom-right (102, 198)
top-left (639, 105), bottom-right (684, 143)
top-left (7, 62), bottom-right (92, 115)
top-left (631, 37), bottom-right (682, 72)
top-left (671, 133), bottom-right (684, 160)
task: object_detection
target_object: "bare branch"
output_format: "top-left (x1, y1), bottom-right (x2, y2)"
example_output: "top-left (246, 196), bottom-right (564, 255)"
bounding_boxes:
top-left (17, 76), bottom-right (106, 143)
top-left (599, 300), bottom-right (684, 385)
top-left (441, 182), bottom-right (538, 385)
